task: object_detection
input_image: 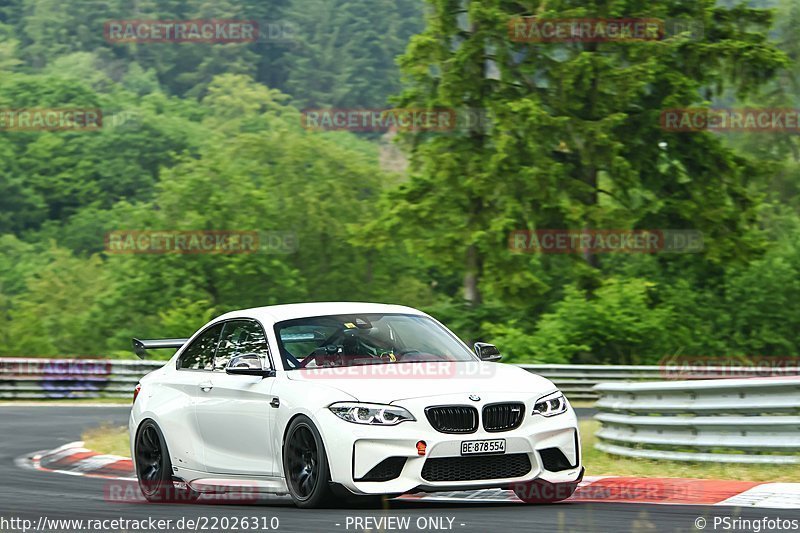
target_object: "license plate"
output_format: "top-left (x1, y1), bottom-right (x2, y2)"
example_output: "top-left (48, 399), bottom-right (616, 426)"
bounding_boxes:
top-left (460, 439), bottom-right (506, 455)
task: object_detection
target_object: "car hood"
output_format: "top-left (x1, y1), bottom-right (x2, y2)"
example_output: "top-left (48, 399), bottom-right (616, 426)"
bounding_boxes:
top-left (285, 361), bottom-right (558, 403)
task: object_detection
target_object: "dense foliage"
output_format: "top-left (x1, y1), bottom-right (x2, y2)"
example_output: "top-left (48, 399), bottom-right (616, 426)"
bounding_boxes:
top-left (0, 0), bottom-right (799, 362)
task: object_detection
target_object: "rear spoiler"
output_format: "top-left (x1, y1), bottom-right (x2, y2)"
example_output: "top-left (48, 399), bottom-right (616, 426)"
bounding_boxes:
top-left (132, 338), bottom-right (189, 359)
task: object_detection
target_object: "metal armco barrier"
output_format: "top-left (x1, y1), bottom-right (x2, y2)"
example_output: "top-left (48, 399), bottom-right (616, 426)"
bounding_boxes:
top-left (593, 378), bottom-right (800, 464)
top-left (0, 358), bottom-right (798, 400)
top-left (517, 363), bottom-right (800, 400)
top-left (0, 358), bottom-right (161, 400)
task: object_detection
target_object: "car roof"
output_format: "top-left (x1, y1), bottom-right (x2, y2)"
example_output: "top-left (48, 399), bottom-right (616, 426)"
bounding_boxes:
top-left (213, 302), bottom-right (427, 325)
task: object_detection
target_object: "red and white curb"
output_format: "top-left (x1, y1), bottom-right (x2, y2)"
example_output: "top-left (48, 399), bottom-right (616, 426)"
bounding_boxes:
top-left (24, 441), bottom-right (133, 480)
top-left (21, 442), bottom-right (800, 508)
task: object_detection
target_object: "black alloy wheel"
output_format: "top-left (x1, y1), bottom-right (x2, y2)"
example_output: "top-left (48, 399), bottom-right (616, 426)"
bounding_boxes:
top-left (283, 416), bottom-right (337, 508)
top-left (134, 420), bottom-right (198, 503)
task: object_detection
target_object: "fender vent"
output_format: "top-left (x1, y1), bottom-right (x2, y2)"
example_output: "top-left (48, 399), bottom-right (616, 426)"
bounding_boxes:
top-left (355, 457), bottom-right (406, 482)
top-left (538, 447), bottom-right (576, 472)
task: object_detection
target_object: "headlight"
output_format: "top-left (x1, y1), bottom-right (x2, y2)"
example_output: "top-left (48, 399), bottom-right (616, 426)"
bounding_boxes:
top-left (329, 402), bottom-right (416, 425)
top-left (532, 392), bottom-right (568, 417)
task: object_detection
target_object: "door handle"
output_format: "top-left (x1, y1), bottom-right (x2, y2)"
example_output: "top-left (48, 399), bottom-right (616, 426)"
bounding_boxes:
top-left (199, 381), bottom-right (213, 392)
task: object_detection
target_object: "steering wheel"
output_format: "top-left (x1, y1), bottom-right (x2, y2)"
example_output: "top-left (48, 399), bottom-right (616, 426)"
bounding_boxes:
top-left (299, 344), bottom-right (342, 368)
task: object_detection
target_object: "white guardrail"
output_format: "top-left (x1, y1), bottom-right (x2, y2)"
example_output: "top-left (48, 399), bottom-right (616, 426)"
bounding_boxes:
top-left (0, 359), bottom-right (161, 400)
top-left (517, 363), bottom-right (800, 400)
top-left (593, 378), bottom-right (800, 464)
top-left (0, 358), bottom-right (798, 400)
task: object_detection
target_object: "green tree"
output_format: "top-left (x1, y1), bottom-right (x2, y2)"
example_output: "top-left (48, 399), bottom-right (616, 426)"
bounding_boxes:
top-left (284, 0), bottom-right (424, 107)
top-left (375, 0), bottom-right (785, 352)
top-left (1, 245), bottom-right (111, 356)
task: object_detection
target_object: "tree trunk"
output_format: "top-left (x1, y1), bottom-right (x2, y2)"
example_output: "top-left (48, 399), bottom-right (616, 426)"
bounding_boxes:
top-left (582, 165), bottom-right (600, 269)
top-left (463, 244), bottom-right (482, 305)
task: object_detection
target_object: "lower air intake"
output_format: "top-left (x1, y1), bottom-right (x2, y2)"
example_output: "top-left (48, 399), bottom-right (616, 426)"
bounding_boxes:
top-left (355, 457), bottom-right (407, 482)
top-left (421, 453), bottom-right (531, 482)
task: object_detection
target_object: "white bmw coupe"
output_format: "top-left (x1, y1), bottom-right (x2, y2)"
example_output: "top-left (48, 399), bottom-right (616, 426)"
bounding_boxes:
top-left (129, 302), bottom-right (583, 508)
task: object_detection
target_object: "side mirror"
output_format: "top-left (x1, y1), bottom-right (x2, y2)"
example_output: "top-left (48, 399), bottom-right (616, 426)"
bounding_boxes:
top-left (225, 354), bottom-right (275, 377)
top-left (474, 342), bottom-right (502, 362)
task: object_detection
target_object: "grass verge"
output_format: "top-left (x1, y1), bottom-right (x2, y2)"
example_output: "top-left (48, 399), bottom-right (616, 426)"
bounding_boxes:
top-left (82, 423), bottom-right (130, 457)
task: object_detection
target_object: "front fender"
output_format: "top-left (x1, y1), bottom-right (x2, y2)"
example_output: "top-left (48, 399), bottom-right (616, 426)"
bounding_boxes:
top-left (271, 377), bottom-right (357, 479)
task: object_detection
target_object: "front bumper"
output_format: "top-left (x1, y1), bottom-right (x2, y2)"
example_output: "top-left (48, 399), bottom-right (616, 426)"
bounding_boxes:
top-left (318, 393), bottom-right (582, 495)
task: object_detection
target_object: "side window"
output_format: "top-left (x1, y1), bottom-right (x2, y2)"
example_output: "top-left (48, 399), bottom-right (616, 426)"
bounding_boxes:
top-left (214, 320), bottom-right (272, 371)
top-left (178, 323), bottom-right (224, 371)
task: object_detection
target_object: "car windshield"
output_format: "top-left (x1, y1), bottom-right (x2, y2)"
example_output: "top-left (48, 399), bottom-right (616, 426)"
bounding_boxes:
top-left (275, 313), bottom-right (477, 370)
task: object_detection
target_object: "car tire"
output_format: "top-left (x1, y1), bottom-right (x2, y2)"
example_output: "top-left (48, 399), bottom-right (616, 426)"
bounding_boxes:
top-left (134, 419), bottom-right (199, 504)
top-left (283, 415), bottom-right (338, 508)
top-left (512, 478), bottom-right (579, 504)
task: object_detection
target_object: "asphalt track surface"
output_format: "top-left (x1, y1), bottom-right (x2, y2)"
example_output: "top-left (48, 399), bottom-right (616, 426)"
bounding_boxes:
top-left (1, 406), bottom-right (798, 533)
